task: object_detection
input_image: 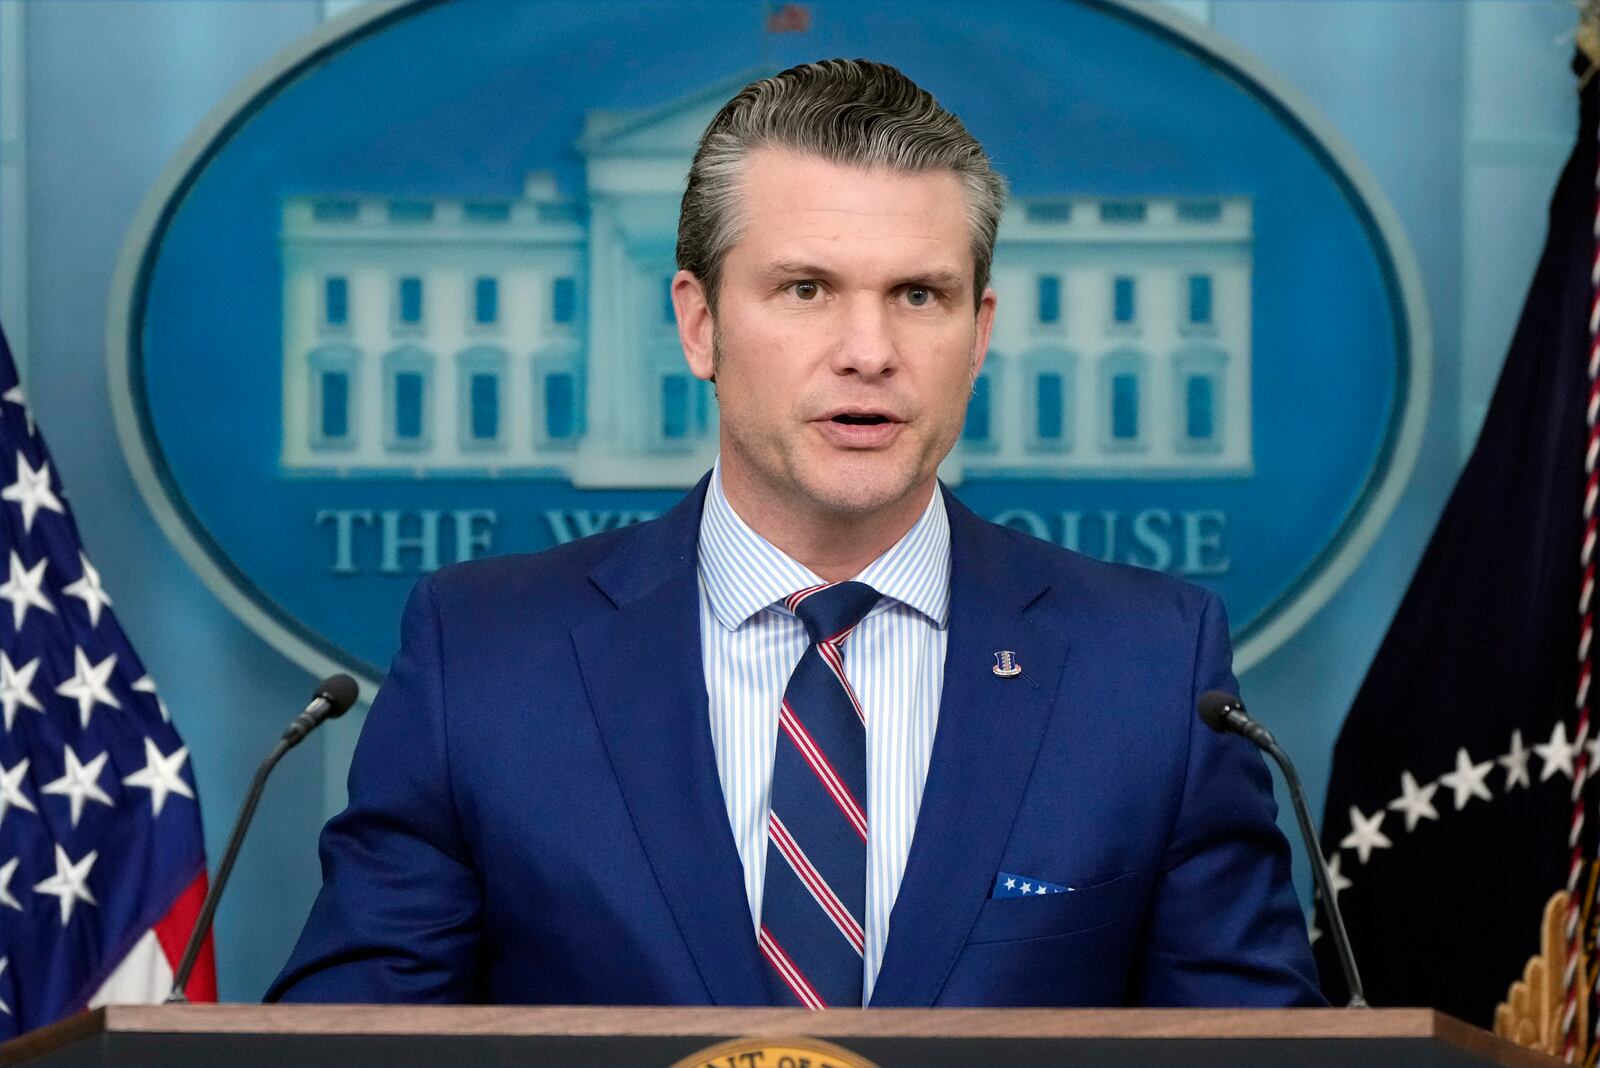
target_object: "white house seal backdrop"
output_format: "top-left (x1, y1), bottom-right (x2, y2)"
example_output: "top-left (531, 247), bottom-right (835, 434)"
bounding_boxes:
top-left (109, 0), bottom-right (1427, 688)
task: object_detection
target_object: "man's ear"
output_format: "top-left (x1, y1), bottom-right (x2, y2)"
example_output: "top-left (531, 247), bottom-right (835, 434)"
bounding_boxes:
top-left (970, 285), bottom-right (998, 380)
top-left (674, 269), bottom-right (716, 381)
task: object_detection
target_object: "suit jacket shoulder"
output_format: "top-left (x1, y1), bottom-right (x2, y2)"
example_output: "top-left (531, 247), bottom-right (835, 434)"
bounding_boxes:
top-left (943, 489), bottom-right (1225, 662)
top-left (424, 522), bottom-right (631, 634)
top-left (422, 470), bottom-right (708, 643)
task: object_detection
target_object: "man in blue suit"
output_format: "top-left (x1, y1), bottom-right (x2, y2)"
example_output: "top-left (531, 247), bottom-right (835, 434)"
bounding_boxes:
top-left (269, 59), bottom-right (1321, 1008)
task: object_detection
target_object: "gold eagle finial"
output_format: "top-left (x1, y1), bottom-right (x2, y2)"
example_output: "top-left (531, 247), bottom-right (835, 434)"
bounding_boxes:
top-left (1494, 890), bottom-right (1589, 1058)
top-left (1580, 0), bottom-right (1600, 88)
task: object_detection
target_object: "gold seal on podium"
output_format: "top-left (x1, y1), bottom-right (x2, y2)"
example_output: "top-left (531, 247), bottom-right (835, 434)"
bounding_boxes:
top-left (670, 1036), bottom-right (879, 1068)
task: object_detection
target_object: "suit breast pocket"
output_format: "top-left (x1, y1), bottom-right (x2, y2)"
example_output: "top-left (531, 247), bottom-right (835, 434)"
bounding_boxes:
top-left (964, 871), bottom-right (1138, 945)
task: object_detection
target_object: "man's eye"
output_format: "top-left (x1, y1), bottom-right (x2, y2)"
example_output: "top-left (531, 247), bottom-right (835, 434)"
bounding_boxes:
top-left (905, 287), bottom-right (933, 307)
top-left (792, 281), bottom-right (821, 300)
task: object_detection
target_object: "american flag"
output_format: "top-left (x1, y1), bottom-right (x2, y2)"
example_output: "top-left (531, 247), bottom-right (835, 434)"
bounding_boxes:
top-left (0, 325), bottom-right (214, 1038)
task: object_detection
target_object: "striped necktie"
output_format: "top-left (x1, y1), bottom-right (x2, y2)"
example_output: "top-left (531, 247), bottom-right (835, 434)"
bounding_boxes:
top-left (758, 580), bottom-right (882, 1009)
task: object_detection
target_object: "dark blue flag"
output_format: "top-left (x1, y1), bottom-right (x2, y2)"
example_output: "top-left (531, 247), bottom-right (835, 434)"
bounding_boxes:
top-left (1316, 55), bottom-right (1600, 1048)
top-left (0, 325), bottom-right (214, 1038)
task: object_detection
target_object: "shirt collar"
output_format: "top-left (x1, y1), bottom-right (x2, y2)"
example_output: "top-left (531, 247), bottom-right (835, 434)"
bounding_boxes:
top-left (697, 460), bottom-right (952, 633)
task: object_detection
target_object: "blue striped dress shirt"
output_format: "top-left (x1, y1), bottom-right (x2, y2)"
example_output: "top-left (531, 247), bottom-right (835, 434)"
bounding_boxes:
top-left (697, 462), bottom-right (950, 1004)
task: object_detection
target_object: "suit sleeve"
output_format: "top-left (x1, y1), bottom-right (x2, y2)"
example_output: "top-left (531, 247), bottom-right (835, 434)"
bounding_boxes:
top-left (266, 575), bottom-right (483, 1002)
top-left (1130, 592), bottom-right (1326, 1006)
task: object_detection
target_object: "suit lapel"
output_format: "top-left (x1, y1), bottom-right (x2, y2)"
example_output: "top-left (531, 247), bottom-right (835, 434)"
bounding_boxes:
top-left (572, 475), bottom-right (769, 1005)
top-left (869, 491), bottom-right (1071, 1006)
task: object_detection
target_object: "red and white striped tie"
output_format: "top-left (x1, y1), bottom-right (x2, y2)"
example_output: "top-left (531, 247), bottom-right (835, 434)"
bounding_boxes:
top-left (757, 581), bottom-right (880, 1009)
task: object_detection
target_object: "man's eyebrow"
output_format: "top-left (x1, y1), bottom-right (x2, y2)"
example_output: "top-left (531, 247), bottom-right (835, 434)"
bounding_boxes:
top-left (896, 270), bottom-right (969, 291)
top-left (759, 260), bottom-right (836, 280)
top-left (757, 261), bottom-right (970, 291)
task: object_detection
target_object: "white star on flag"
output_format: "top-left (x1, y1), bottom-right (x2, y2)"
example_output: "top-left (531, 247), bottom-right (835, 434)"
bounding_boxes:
top-left (122, 738), bottom-right (194, 817)
top-left (1326, 853), bottom-right (1353, 898)
top-left (1004, 877), bottom-right (1015, 890)
top-left (132, 675), bottom-right (169, 722)
top-left (1387, 771), bottom-right (1440, 831)
top-left (0, 651), bottom-right (41, 733)
top-left (55, 647), bottom-right (120, 729)
top-left (32, 845), bottom-right (96, 925)
top-left (1535, 721), bottom-right (1578, 782)
top-left (1340, 804), bottom-right (1393, 864)
top-left (1499, 729), bottom-right (1532, 790)
top-left (0, 856), bottom-right (19, 911)
top-left (1439, 747), bottom-right (1494, 810)
top-left (3, 383), bottom-right (34, 436)
top-left (41, 745), bottom-right (114, 828)
top-left (0, 757), bottom-right (36, 830)
top-left (62, 552), bottom-right (112, 629)
top-left (0, 551), bottom-right (53, 632)
top-left (0, 452), bottom-right (64, 533)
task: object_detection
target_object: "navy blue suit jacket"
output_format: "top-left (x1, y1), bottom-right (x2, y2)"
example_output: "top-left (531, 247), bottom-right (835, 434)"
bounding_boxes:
top-left (267, 477), bottom-right (1322, 1006)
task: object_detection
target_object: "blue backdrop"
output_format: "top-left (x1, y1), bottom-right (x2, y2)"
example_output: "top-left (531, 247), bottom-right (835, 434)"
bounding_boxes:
top-left (9, 0), bottom-right (1578, 1000)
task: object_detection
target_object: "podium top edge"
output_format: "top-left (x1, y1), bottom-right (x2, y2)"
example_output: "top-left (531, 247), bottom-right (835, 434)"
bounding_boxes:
top-left (93, 1004), bottom-right (1454, 1039)
top-left (0, 1006), bottom-right (1564, 1068)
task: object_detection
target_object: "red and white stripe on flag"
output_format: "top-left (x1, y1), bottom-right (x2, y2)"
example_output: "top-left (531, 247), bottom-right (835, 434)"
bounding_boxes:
top-left (89, 873), bottom-right (216, 1007)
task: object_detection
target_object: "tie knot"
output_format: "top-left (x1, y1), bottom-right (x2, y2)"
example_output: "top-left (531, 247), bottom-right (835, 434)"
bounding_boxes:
top-left (785, 581), bottom-right (882, 645)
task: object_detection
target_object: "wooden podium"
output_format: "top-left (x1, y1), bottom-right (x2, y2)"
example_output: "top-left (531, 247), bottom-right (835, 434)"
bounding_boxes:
top-left (0, 1005), bottom-right (1567, 1068)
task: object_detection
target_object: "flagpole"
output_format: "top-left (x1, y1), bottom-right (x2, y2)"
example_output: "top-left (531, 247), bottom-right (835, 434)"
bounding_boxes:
top-left (1566, 11), bottom-right (1600, 1058)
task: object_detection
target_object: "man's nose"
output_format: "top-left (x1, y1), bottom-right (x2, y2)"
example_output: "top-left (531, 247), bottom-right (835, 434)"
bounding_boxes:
top-left (830, 296), bottom-right (899, 377)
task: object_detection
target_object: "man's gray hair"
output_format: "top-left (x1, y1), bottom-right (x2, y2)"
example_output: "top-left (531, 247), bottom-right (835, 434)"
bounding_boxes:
top-left (677, 59), bottom-right (1007, 311)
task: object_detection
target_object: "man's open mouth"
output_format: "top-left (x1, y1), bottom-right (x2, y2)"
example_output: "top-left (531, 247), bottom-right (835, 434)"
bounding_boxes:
top-left (830, 412), bottom-right (893, 426)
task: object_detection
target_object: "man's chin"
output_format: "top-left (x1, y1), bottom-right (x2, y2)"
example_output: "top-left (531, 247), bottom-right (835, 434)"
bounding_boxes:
top-left (795, 464), bottom-right (933, 519)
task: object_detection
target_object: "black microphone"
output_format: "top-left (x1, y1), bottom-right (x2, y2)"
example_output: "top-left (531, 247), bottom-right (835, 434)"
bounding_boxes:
top-left (282, 673), bottom-right (359, 747)
top-left (165, 674), bottom-right (360, 1004)
top-left (1196, 689), bottom-right (1368, 1009)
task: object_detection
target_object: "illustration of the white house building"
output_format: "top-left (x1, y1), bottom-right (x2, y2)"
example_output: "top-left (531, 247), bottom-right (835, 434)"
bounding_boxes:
top-left (280, 74), bottom-right (1252, 485)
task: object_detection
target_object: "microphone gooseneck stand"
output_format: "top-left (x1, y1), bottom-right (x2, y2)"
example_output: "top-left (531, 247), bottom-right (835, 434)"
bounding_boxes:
top-left (166, 674), bottom-right (359, 1004)
top-left (1197, 689), bottom-right (1368, 1009)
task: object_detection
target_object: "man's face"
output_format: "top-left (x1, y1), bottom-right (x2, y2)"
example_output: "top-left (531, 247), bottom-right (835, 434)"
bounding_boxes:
top-left (675, 149), bottom-right (996, 524)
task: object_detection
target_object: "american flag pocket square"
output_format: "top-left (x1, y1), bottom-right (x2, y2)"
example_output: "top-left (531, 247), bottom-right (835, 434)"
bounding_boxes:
top-left (992, 871), bottom-right (1072, 898)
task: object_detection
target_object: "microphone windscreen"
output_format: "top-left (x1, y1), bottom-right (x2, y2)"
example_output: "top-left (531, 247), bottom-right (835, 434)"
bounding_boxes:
top-left (1197, 689), bottom-right (1242, 734)
top-left (314, 673), bottom-right (360, 717)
